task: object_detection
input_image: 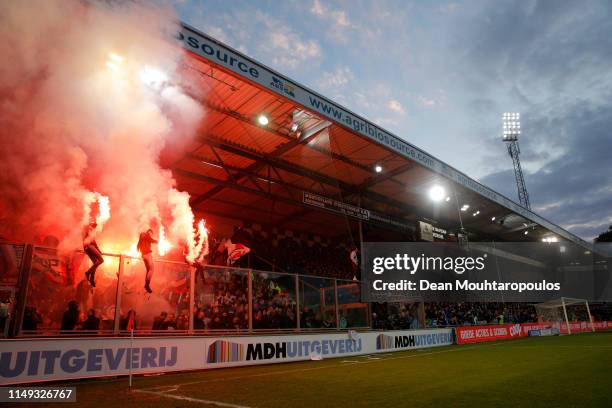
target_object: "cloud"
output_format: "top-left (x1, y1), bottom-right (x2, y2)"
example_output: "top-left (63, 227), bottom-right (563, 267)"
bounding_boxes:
top-left (269, 35), bottom-right (320, 69)
top-left (436, 3), bottom-right (459, 14)
top-left (255, 11), bottom-right (322, 70)
top-left (173, 5), bottom-right (322, 72)
top-left (205, 26), bottom-right (229, 44)
top-left (434, 0), bottom-right (612, 240)
top-left (481, 98), bottom-right (612, 240)
top-left (317, 66), bottom-right (354, 89)
top-left (418, 96), bottom-right (436, 107)
top-left (387, 99), bottom-right (405, 114)
top-left (310, 0), bottom-right (351, 27)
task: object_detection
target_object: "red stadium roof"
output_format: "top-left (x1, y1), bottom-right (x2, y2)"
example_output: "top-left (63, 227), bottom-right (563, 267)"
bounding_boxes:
top-left (161, 22), bottom-right (591, 249)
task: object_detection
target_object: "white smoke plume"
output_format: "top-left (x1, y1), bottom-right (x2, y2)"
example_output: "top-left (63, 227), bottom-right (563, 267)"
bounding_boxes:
top-left (0, 0), bottom-right (204, 255)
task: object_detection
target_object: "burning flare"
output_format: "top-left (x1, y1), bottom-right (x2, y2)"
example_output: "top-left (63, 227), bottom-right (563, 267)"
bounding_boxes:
top-left (187, 219), bottom-right (209, 263)
top-left (157, 225), bottom-right (172, 256)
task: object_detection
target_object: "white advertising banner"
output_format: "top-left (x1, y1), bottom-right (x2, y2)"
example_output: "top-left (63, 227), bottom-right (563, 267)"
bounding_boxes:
top-left (0, 329), bottom-right (453, 385)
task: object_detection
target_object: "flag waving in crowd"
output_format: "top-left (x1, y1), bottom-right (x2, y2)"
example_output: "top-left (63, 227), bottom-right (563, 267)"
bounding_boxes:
top-left (225, 240), bottom-right (251, 266)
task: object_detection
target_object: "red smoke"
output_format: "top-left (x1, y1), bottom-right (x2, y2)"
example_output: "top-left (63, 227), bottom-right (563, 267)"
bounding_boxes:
top-left (0, 0), bottom-right (204, 255)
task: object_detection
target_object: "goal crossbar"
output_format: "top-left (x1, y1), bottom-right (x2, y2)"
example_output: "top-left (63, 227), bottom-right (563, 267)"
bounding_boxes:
top-left (534, 297), bottom-right (594, 334)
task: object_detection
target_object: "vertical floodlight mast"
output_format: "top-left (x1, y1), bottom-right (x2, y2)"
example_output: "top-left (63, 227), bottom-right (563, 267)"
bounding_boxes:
top-left (502, 113), bottom-right (531, 210)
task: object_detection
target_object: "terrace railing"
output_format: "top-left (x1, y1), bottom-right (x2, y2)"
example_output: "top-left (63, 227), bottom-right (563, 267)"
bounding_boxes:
top-left (1, 243), bottom-right (369, 337)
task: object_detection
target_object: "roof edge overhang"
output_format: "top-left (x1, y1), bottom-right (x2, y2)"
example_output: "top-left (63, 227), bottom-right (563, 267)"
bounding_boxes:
top-left (177, 21), bottom-right (592, 250)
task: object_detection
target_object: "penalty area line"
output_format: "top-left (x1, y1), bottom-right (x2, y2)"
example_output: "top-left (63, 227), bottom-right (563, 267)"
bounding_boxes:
top-left (133, 389), bottom-right (252, 408)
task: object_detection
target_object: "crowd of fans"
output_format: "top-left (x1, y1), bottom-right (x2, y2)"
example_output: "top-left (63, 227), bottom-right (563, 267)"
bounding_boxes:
top-left (193, 268), bottom-right (248, 331)
top-left (423, 302), bottom-right (538, 327)
top-left (191, 267), bottom-right (298, 331)
top-left (33, 297), bottom-right (610, 334)
top-left (372, 303), bottom-right (421, 330)
top-left (23, 302), bottom-right (109, 333)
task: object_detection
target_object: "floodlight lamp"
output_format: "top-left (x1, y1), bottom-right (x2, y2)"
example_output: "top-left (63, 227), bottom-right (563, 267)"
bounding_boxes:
top-left (257, 114), bottom-right (269, 126)
top-left (428, 185), bottom-right (446, 202)
top-left (105, 52), bottom-right (123, 72)
top-left (108, 53), bottom-right (123, 63)
top-left (374, 165), bottom-right (383, 173)
top-left (140, 65), bottom-right (168, 89)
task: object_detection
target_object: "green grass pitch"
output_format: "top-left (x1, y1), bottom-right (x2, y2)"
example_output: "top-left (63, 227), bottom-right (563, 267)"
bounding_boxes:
top-left (37, 332), bottom-right (612, 407)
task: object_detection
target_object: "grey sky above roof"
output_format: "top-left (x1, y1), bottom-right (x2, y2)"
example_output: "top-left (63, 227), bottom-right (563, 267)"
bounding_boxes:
top-left (174, 0), bottom-right (612, 241)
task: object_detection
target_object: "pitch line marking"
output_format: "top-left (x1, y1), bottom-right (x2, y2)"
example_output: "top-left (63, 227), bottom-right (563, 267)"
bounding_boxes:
top-left (145, 340), bottom-right (520, 392)
top-left (502, 345), bottom-right (612, 349)
top-left (133, 389), bottom-right (252, 408)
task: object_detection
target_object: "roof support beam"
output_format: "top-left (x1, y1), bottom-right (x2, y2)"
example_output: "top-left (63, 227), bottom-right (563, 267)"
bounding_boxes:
top-left (358, 161), bottom-right (416, 190)
top-left (180, 168), bottom-right (414, 234)
top-left (189, 137), bottom-right (428, 221)
top-left (203, 101), bottom-right (379, 175)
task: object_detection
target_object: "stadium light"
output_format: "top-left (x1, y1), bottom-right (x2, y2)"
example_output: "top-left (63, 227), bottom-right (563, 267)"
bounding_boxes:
top-left (428, 185), bottom-right (446, 202)
top-left (139, 65), bottom-right (168, 89)
top-left (502, 112), bottom-right (521, 142)
top-left (460, 204), bottom-right (470, 212)
top-left (257, 114), bottom-right (269, 126)
top-left (472, 210), bottom-right (480, 217)
top-left (105, 52), bottom-right (124, 72)
top-left (374, 165), bottom-right (383, 173)
top-left (445, 196), bottom-right (451, 202)
top-left (491, 216), bottom-right (496, 221)
top-left (524, 230), bottom-right (529, 235)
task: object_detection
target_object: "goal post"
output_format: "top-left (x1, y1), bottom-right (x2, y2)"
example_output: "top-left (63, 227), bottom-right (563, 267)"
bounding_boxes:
top-left (534, 297), bottom-right (595, 334)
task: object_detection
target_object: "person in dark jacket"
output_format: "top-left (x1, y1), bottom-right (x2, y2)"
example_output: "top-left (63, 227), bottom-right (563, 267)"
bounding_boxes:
top-left (81, 309), bottom-right (100, 331)
top-left (83, 222), bottom-right (104, 287)
top-left (60, 301), bottom-right (79, 331)
top-left (137, 229), bottom-right (157, 293)
top-left (193, 308), bottom-right (206, 330)
top-left (152, 311), bottom-right (167, 330)
top-left (22, 307), bottom-right (42, 331)
top-left (120, 309), bottom-right (137, 331)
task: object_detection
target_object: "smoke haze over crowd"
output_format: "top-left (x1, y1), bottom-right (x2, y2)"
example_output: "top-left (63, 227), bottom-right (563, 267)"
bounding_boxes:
top-left (0, 0), bottom-right (205, 255)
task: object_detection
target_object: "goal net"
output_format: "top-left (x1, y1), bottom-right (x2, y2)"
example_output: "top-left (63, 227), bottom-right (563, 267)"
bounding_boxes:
top-left (535, 297), bottom-right (595, 334)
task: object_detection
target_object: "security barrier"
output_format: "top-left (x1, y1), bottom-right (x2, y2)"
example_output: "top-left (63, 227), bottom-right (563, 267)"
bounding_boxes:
top-left (2, 244), bottom-right (369, 336)
top-left (0, 328), bottom-right (453, 385)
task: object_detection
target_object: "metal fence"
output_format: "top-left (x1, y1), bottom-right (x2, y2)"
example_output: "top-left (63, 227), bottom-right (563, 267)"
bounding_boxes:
top-left (8, 244), bottom-right (369, 337)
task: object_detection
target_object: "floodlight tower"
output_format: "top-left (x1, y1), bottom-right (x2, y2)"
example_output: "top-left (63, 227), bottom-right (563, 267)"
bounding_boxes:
top-left (502, 112), bottom-right (531, 210)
